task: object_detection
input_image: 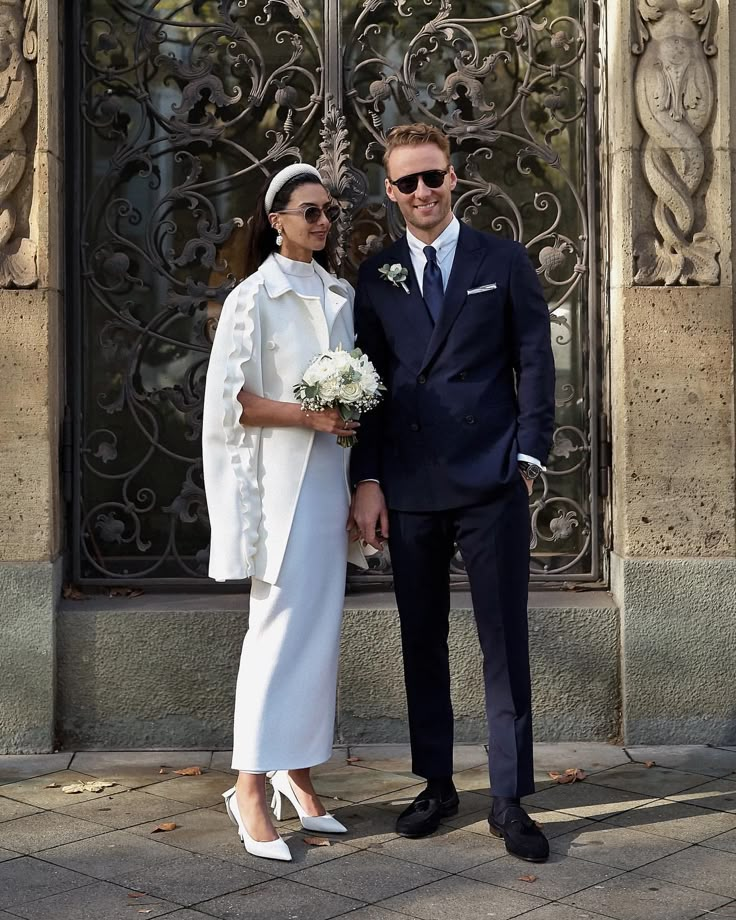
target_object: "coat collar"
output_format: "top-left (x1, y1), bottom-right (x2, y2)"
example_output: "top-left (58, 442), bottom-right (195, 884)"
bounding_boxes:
top-left (259, 253), bottom-right (349, 346)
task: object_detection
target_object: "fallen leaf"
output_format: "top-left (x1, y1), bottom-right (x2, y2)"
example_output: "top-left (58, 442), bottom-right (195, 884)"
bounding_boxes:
top-left (62, 584), bottom-right (88, 600)
top-left (61, 780), bottom-right (116, 794)
top-left (158, 768), bottom-right (168, 775)
top-left (127, 893), bottom-right (146, 898)
top-left (518, 874), bottom-right (537, 883)
top-left (644, 760), bottom-right (656, 768)
top-left (174, 766), bottom-right (203, 776)
top-left (151, 823), bottom-right (177, 833)
top-left (346, 756), bottom-right (361, 764)
top-left (45, 782), bottom-right (59, 788)
top-left (548, 768), bottom-right (586, 784)
top-left (137, 911), bottom-right (153, 915)
top-left (303, 836), bottom-right (331, 847)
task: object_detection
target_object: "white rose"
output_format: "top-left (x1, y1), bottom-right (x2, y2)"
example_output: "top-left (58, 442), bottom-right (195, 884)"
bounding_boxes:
top-left (303, 365), bottom-right (322, 386)
top-left (319, 378), bottom-right (341, 401)
top-left (340, 381), bottom-right (363, 404)
top-left (360, 372), bottom-right (379, 395)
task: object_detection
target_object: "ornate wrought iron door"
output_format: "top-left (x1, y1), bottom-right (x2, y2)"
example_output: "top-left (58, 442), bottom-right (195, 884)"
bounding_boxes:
top-left (68, 0), bottom-right (602, 585)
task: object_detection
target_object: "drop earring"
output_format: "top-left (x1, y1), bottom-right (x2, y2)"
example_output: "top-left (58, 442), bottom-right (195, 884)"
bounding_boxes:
top-left (275, 229), bottom-right (283, 247)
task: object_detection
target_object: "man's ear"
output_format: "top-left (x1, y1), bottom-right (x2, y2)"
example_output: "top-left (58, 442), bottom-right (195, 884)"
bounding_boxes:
top-left (385, 176), bottom-right (398, 204)
top-left (448, 165), bottom-right (458, 191)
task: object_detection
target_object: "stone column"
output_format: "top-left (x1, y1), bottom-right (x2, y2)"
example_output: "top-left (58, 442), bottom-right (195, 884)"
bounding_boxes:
top-left (0, 0), bottom-right (63, 752)
top-left (608, 0), bottom-right (736, 742)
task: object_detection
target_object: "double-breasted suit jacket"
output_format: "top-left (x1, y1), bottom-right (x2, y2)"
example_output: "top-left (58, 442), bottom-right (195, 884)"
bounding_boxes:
top-left (351, 222), bottom-right (556, 508)
top-left (203, 254), bottom-right (366, 584)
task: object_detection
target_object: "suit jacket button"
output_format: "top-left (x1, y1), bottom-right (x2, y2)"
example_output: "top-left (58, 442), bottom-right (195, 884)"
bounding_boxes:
top-left (459, 372), bottom-right (467, 380)
top-left (465, 415), bottom-right (476, 424)
top-left (410, 423), bottom-right (420, 432)
top-left (417, 374), bottom-right (427, 384)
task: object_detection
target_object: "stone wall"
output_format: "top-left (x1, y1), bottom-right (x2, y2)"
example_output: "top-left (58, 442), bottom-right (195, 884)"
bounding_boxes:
top-left (0, 0), bottom-right (63, 752)
top-left (608, 0), bottom-right (736, 742)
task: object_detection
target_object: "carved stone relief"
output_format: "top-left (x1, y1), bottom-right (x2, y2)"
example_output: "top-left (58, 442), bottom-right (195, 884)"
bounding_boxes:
top-left (632, 0), bottom-right (720, 285)
top-left (0, 0), bottom-right (38, 288)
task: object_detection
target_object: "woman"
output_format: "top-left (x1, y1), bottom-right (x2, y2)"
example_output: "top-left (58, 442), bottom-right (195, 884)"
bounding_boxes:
top-left (202, 164), bottom-right (367, 861)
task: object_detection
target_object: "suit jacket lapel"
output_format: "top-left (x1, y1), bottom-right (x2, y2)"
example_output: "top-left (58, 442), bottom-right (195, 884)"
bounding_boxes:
top-left (420, 223), bottom-right (486, 373)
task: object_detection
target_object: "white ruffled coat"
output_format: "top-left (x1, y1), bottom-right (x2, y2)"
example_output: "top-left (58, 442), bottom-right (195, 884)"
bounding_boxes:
top-left (202, 254), bottom-right (367, 584)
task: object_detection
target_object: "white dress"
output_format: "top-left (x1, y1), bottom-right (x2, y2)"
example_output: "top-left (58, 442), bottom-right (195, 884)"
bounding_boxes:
top-left (231, 254), bottom-right (350, 772)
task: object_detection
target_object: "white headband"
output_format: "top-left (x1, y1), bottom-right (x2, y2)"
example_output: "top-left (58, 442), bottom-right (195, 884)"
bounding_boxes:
top-left (265, 164), bottom-right (323, 213)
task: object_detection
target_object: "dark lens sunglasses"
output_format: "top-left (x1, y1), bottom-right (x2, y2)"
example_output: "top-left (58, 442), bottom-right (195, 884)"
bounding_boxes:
top-left (277, 203), bottom-right (341, 224)
top-left (389, 169), bottom-right (448, 195)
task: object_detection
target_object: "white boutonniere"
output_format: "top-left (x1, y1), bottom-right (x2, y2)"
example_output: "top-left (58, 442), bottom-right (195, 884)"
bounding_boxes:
top-left (379, 262), bottom-right (409, 293)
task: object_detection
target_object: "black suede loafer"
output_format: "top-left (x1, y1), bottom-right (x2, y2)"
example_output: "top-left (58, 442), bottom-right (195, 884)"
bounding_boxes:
top-left (396, 786), bottom-right (460, 838)
top-left (487, 805), bottom-right (550, 862)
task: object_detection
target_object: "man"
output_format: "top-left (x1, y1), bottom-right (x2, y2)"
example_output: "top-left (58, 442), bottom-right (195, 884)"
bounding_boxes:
top-left (349, 123), bottom-right (555, 863)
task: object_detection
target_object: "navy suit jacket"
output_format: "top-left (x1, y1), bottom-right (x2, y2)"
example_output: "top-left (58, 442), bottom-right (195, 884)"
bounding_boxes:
top-left (350, 222), bottom-right (556, 512)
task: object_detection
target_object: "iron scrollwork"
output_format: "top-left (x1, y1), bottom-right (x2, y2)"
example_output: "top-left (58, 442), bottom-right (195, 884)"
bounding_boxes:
top-left (343, 0), bottom-right (598, 580)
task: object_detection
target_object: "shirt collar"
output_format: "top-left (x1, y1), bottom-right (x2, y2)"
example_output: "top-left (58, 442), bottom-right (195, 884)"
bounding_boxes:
top-left (406, 215), bottom-right (460, 259)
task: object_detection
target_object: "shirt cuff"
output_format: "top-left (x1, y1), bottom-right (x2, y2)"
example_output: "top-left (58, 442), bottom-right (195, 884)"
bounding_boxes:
top-left (357, 479), bottom-right (380, 485)
top-left (517, 453), bottom-right (546, 471)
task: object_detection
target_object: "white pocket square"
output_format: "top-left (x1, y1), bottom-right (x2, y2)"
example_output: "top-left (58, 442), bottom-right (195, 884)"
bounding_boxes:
top-left (467, 283), bottom-right (497, 295)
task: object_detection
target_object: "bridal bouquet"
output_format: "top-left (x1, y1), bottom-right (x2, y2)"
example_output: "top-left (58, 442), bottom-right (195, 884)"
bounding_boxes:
top-left (294, 346), bottom-right (385, 447)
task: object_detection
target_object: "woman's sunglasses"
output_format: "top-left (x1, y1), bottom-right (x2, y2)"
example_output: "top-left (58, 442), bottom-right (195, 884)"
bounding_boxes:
top-left (388, 169), bottom-right (449, 195)
top-left (276, 203), bottom-right (341, 224)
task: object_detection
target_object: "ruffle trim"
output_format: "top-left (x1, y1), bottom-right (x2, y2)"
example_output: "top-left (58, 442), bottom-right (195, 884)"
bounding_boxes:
top-left (221, 278), bottom-right (264, 578)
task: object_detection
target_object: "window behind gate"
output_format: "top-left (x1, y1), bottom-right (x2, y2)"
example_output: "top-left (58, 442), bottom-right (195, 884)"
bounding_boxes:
top-left (68, 0), bottom-right (604, 585)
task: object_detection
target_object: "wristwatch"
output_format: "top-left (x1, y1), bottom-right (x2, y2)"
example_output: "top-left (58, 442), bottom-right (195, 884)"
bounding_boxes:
top-left (518, 461), bottom-right (543, 480)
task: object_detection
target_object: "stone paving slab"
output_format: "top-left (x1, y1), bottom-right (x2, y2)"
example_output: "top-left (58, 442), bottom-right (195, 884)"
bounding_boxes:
top-left (550, 820), bottom-right (690, 870)
top-left (585, 763), bottom-right (715, 798)
top-left (0, 770), bottom-right (130, 808)
top-left (607, 797), bottom-right (736, 842)
top-left (69, 751), bottom-right (213, 790)
top-left (629, 845), bottom-right (736, 898)
top-left (54, 788), bottom-right (199, 829)
top-left (288, 850), bottom-right (447, 904)
top-left (8, 879), bottom-right (179, 919)
top-left (0, 753), bottom-right (73, 784)
top-left (462, 851), bottom-right (624, 900)
top-left (701, 826), bottom-right (736, 854)
top-left (142, 770), bottom-right (234, 808)
top-left (162, 912), bottom-right (223, 920)
top-left (513, 907), bottom-right (618, 920)
top-left (199, 877), bottom-right (365, 920)
top-left (369, 825), bottom-right (505, 873)
top-left (669, 778), bottom-right (736, 813)
top-left (111, 851), bottom-right (270, 906)
top-left (312, 767), bottom-right (421, 804)
top-left (0, 795), bottom-right (41, 823)
top-left (625, 745), bottom-right (736, 777)
top-left (0, 810), bottom-right (110, 854)
top-left (0, 856), bottom-right (93, 910)
top-left (0, 848), bottom-right (20, 863)
top-left (36, 828), bottom-right (193, 880)
top-left (560, 868), bottom-right (731, 920)
top-left (525, 779), bottom-right (655, 820)
top-left (534, 742), bottom-right (632, 776)
top-left (378, 874), bottom-right (548, 920)
top-left (127, 805), bottom-right (362, 877)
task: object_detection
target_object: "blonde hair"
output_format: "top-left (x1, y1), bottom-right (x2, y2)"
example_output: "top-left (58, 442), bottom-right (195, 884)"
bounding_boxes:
top-left (383, 123), bottom-right (451, 173)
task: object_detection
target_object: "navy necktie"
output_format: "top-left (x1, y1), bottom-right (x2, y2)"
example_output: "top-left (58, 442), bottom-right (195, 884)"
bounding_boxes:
top-left (422, 245), bottom-right (444, 324)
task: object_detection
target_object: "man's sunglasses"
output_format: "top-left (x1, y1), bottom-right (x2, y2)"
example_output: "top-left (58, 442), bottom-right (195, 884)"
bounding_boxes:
top-left (276, 203), bottom-right (341, 224)
top-left (388, 169), bottom-right (449, 195)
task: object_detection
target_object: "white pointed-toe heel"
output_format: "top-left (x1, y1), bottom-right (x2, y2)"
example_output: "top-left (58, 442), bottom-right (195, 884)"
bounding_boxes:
top-left (269, 770), bottom-right (348, 834)
top-left (222, 787), bottom-right (292, 861)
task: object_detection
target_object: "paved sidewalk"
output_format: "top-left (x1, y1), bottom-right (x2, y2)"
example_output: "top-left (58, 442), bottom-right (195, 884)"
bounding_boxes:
top-left (1, 744), bottom-right (736, 919)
